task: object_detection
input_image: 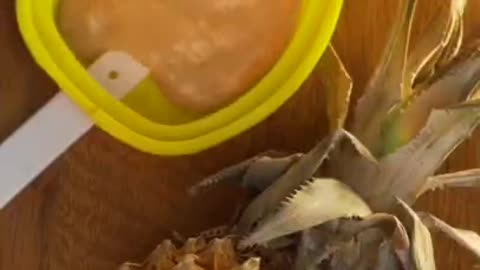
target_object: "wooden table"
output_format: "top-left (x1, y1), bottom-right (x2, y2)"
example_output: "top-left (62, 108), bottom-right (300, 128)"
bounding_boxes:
top-left (1, 0), bottom-right (479, 269)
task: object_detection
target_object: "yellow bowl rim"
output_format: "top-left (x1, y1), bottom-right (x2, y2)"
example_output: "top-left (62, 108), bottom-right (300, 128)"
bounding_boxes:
top-left (16, 0), bottom-right (343, 155)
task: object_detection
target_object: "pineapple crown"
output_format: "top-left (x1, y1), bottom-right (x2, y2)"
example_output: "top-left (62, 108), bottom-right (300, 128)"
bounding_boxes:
top-left (117, 0), bottom-right (480, 269)
top-left (190, 0), bottom-right (480, 269)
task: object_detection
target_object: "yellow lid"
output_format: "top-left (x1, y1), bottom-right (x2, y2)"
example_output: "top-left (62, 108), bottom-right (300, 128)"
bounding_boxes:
top-left (16, 0), bottom-right (343, 155)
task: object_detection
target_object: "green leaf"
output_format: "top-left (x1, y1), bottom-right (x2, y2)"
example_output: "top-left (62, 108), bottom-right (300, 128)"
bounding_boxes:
top-left (381, 48), bottom-right (480, 155)
top-left (352, 0), bottom-right (417, 155)
top-left (368, 106), bottom-right (480, 211)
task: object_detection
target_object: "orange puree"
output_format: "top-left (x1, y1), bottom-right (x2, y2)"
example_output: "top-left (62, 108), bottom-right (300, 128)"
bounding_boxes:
top-left (57, 0), bottom-right (301, 113)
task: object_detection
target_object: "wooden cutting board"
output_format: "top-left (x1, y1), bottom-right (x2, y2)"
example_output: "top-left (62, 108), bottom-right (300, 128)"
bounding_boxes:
top-left (1, 0), bottom-right (480, 269)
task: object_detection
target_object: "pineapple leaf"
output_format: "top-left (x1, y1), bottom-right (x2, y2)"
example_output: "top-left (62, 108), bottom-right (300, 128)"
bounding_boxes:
top-left (375, 241), bottom-right (404, 270)
top-left (240, 154), bottom-right (304, 194)
top-left (294, 214), bottom-right (410, 270)
top-left (239, 178), bottom-right (372, 248)
top-left (418, 213), bottom-right (480, 260)
top-left (396, 199), bottom-right (436, 270)
top-left (237, 129), bottom-right (379, 237)
top-left (236, 132), bottom-right (344, 234)
top-left (341, 213), bottom-right (411, 269)
top-left (342, 129), bottom-right (378, 165)
top-left (381, 46), bottom-right (480, 155)
top-left (352, 0), bottom-right (417, 154)
top-left (329, 237), bottom-right (366, 270)
top-left (330, 225), bottom-right (399, 270)
top-left (189, 150), bottom-right (297, 195)
top-left (367, 106), bottom-right (480, 211)
top-left (294, 220), bottom-right (350, 270)
top-left (410, 0), bottom-right (467, 89)
top-left (317, 44), bottom-right (353, 131)
top-left (451, 78), bottom-right (480, 108)
top-left (189, 153), bottom-right (267, 194)
top-left (418, 168), bottom-right (480, 197)
top-left (338, 214), bottom-right (408, 241)
top-left (434, 0), bottom-right (467, 72)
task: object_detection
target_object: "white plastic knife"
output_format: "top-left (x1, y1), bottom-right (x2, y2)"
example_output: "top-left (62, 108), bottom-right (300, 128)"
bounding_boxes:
top-left (0, 51), bottom-right (149, 208)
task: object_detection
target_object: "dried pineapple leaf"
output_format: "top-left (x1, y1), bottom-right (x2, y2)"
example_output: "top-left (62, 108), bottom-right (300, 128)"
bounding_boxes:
top-left (367, 106), bottom-right (480, 211)
top-left (239, 178), bottom-right (372, 248)
top-left (189, 150), bottom-right (298, 195)
top-left (396, 199), bottom-right (436, 270)
top-left (294, 220), bottom-right (363, 270)
top-left (451, 76), bottom-right (480, 108)
top-left (312, 132), bottom-right (379, 216)
top-left (240, 154), bottom-right (303, 194)
top-left (236, 132), bottom-right (344, 234)
top-left (352, 0), bottom-right (417, 154)
top-left (318, 44), bottom-right (353, 131)
top-left (381, 48), bottom-right (480, 155)
top-left (418, 213), bottom-right (480, 259)
top-left (294, 214), bottom-right (409, 270)
top-left (418, 169), bottom-right (480, 196)
top-left (434, 0), bottom-right (467, 70)
top-left (236, 130), bottom-right (376, 235)
top-left (375, 241), bottom-right (403, 270)
top-left (435, 19), bottom-right (463, 70)
top-left (329, 238), bottom-right (364, 270)
top-left (296, 220), bottom-right (404, 270)
top-left (332, 229), bottom-right (385, 270)
top-left (305, 229), bottom-right (383, 270)
top-left (189, 155), bottom-right (263, 194)
top-left (408, 0), bottom-right (467, 88)
top-left (339, 213), bottom-right (411, 269)
top-left (294, 221), bottom-right (343, 270)
top-left (321, 130), bottom-right (378, 184)
top-left (343, 129), bottom-right (379, 165)
top-left (406, 13), bottom-right (449, 88)
top-left (341, 214), bottom-right (410, 250)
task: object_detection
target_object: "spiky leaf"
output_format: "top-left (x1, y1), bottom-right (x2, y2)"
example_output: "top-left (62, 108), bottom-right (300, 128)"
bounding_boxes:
top-left (418, 168), bottom-right (480, 196)
top-left (318, 44), bottom-right (353, 131)
top-left (239, 178), bottom-right (372, 247)
top-left (189, 150), bottom-right (294, 195)
top-left (237, 132), bottom-right (344, 233)
top-left (382, 46), bottom-right (480, 154)
top-left (366, 106), bottom-right (480, 211)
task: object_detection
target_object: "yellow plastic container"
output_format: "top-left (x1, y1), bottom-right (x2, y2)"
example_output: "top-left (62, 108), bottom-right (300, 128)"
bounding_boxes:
top-left (16, 0), bottom-right (343, 155)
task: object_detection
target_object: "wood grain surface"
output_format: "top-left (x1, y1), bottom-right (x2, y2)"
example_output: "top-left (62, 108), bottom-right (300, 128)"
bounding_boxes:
top-left (1, 0), bottom-right (479, 269)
